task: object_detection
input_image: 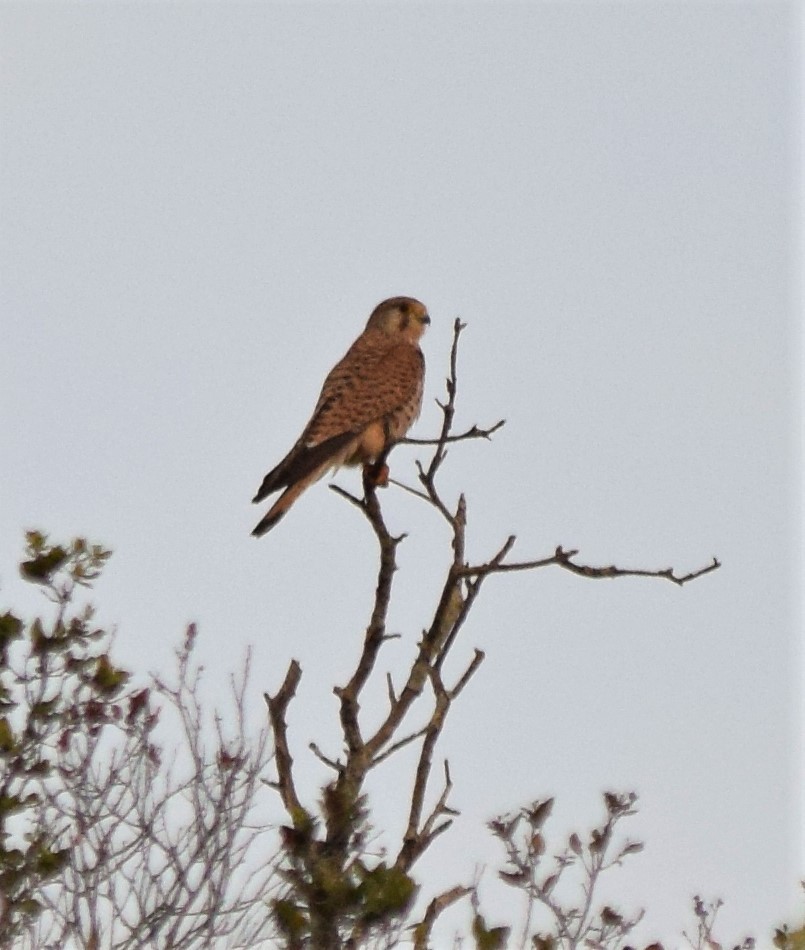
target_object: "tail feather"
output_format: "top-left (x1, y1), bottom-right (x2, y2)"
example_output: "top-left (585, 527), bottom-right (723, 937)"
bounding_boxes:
top-left (252, 431), bottom-right (356, 504)
top-left (251, 479), bottom-right (311, 537)
top-left (251, 433), bottom-right (360, 537)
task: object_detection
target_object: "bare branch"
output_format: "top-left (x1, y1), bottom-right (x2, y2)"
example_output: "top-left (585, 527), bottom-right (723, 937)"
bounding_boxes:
top-left (460, 543), bottom-right (721, 587)
top-left (371, 725), bottom-right (430, 768)
top-left (411, 884), bottom-right (473, 950)
top-left (426, 317), bottom-right (467, 480)
top-left (449, 648), bottom-right (485, 700)
top-left (330, 488), bottom-right (404, 772)
top-left (386, 672), bottom-right (397, 706)
top-left (308, 742), bottom-right (342, 774)
top-left (328, 483), bottom-right (364, 509)
top-left (264, 659), bottom-right (303, 816)
top-left (401, 418), bottom-right (505, 446)
top-left (396, 671), bottom-right (460, 872)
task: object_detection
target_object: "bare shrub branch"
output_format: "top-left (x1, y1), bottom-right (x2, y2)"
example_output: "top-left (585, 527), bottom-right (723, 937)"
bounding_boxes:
top-left (682, 895), bottom-right (755, 950)
top-left (490, 791), bottom-right (645, 949)
top-left (2, 535), bottom-right (278, 949)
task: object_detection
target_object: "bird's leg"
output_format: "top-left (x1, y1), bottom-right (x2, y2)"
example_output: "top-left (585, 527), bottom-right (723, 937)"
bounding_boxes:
top-left (363, 424), bottom-right (397, 495)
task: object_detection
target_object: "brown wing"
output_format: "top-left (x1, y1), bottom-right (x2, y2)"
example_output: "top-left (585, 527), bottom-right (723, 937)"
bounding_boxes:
top-left (302, 336), bottom-right (424, 447)
top-left (251, 430), bottom-right (357, 504)
top-left (252, 333), bottom-right (423, 505)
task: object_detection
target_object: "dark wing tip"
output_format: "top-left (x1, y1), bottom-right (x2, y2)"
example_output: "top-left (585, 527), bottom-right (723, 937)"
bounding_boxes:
top-left (254, 431), bottom-right (356, 505)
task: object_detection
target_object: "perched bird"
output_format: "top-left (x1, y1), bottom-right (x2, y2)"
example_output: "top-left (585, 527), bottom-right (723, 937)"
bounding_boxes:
top-left (251, 296), bottom-right (430, 537)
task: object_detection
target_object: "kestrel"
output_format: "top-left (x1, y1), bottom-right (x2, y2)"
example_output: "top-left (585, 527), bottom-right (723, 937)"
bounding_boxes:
top-left (251, 296), bottom-right (430, 537)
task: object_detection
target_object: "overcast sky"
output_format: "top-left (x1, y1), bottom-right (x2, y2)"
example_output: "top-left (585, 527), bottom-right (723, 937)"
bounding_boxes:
top-left (1, 2), bottom-right (802, 945)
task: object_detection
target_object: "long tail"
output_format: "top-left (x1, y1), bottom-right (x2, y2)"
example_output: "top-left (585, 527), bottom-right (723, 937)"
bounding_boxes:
top-left (251, 477), bottom-right (313, 537)
top-left (252, 432), bottom-right (356, 504)
top-left (251, 432), bottom-right (359, 537)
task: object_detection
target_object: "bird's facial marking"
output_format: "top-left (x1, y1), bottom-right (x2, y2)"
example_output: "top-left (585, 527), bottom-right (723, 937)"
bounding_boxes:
top-left (366, 296), bottom-right (429, 340)
top-left (402, 302), bottom-right (430, 342)
top-left (405, 300), bottom-right (431, 331)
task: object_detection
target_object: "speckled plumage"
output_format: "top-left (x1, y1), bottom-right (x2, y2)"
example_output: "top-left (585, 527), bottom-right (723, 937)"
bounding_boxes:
top-left (252, 296), bottom-right (429, 536)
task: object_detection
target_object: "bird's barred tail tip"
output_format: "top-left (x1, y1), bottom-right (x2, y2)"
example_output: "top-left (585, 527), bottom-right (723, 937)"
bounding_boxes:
top-left (251, 510), bottom-right (284, 538)
top-left (252, 480), bottom-right (309, 538)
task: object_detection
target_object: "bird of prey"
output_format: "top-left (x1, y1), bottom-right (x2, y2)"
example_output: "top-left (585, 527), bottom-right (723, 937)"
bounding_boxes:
top-left (251, 296), bottom-right (430, 537)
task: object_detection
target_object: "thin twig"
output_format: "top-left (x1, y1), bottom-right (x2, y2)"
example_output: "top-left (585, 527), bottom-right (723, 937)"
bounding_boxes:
top-left (308, 742), bottom-right (342, 774)
top-left (372, 725), bottom-right (430, 768)
top-left (401, 419), bottom-right (505, 446)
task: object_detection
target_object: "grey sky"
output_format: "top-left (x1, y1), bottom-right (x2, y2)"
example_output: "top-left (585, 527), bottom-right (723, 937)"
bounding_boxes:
top-left (1, 2), bottom-right (801, 945)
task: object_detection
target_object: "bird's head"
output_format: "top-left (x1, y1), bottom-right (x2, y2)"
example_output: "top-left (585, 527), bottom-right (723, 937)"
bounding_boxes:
top-left (366, 296), bottom-right (430, 343)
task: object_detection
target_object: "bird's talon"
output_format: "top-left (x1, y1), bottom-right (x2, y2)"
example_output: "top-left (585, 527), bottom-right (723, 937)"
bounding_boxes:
top-left (363, 461), bottom-right (390, 490)
top-left (374, 463), bottom-right (390, 488)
